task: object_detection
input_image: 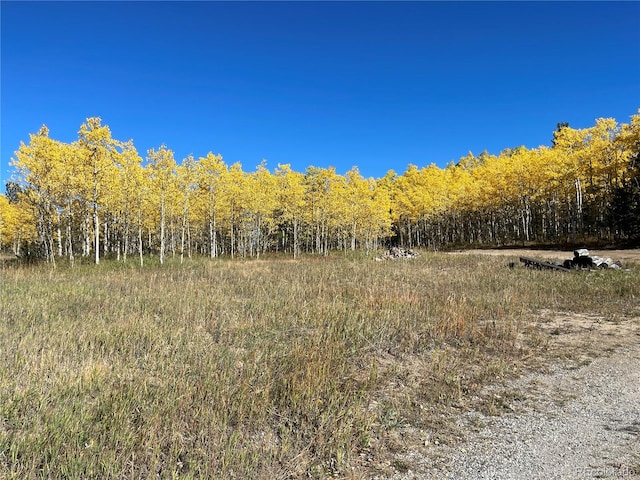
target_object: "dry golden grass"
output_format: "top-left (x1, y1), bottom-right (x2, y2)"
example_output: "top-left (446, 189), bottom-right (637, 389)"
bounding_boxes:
top-left (1, 251), bottom-right (638, 478)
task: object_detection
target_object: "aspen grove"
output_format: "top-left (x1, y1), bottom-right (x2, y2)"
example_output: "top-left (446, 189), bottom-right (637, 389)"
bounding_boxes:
top-left (2, 111), bottom-right (639, 263)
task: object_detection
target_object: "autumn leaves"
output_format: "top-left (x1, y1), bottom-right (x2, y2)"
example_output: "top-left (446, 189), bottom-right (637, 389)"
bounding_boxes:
top-left (2, 110), bottom-right (639, 262)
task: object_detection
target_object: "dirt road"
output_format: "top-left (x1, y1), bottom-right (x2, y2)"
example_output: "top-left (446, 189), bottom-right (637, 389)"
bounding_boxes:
top-left (386, 248), bottom-right (640, 480)
top-left (390, 344), bottom-right (640, 479)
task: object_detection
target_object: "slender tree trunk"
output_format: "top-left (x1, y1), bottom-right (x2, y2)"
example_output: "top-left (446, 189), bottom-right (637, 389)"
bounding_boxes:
top-left (13, 233), bottom-right (21, 257)
top-left (256, 216), bottom-right (261, 259)
top-left (351, 221), bottom-right (357, 251)
top-left (293, 218), bottom-right (299, 259)
top-left (138, 225), bottom-right (143, 267)
top-left (170, 218), bottom-right (175, 258)
top-left (180, 214), bottom-right (187, 263)
top-left (67, 223), bottom-right (74, 265)
top-left (209, 214), bottom-right (216, 258)
top-left (43, 205), bottom-right (56, 265)
top-left (65, 200), bottom-right (74, 265)
top-left (56, 212), bottom-right (63, 257)
top-left (187, 219), bottom-right (192, 259)
top-left (211, 217), bottom-right (216, 258)
top-left (82, 213), bottom-right (90, 257)
top-left (93, 158), bottom-right (100, 265)
top-left (160, 195), bottom-right (166, 265)
top-left (94, 206), bottom-right (99, 265)
top-left (123, 222), bottom-right (129, 263)
top-left (573, 178), bottom-right (583, 243)
top-left (103, 221), bottom-right (108, 258)
top-left (231, 205), bottom-right (235, 259)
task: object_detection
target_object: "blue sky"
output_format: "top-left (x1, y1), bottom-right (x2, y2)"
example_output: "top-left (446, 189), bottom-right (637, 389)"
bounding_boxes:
top-left (2, 1), bottom-right (639, 189)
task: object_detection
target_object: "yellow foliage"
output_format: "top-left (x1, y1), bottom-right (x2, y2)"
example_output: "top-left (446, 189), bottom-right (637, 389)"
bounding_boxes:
top-left (6, 109), bottom-right (640, 257)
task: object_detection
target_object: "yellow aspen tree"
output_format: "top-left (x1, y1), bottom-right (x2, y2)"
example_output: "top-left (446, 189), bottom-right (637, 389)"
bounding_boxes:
top-left (344, 167), bottom-right (364, 250)
top-left (0, 192), bottom-right (36, 257)
top-left (509, 147), bottom-right (552, 242)
top-left (376, 170), bottom-right (399, 245)
top-left (324, 168), bottom-right (349, 251)
top-left (534, 146), bottom-right (565, 240)
top-left (177, 155), bottom-right (197, 262)
top-left (552, 125), bottom-right (591, 240)
top-left (449, 153), bottom-right (483, 244)
top-left (475, 153), bottom-right (510, 243)
top-left (77, 117), bottom-right (121, 264)
top-left (363, 175), bottom-right (392, 252)
top-left (112, 141), bottom-right (144, 262)
top-left (0, 195), bottom-right (15, 252)
top-left (137, 166), bottom-right (150, 264)
top-left (147, 144), bottom-right (177, 265)
top-left (442, 163), bottom-right (472, 244)
top-left (611, 110), bottom-right (640, 238)
top-left (39, 139), bottom-right (70, 259)
top-left (374, 178), bottom-right (394, 236)
top-left (52, 141), bottom-right (85, 263)
top-left (583, 119), bottom-right (630, 240)
top-left (234, 166), bottom-right (257, 257)
top-left (617, 110), bottom-right (640, 166)
top-left (166, 170), bottom-right (183, 260)
top-left (460, 155), bottom-right (488, 244)
top-left (531, 147), bottom-right (560, 241)
top-left (303, 167), bottom-right (327, 254)
top-left (424, 164), bottom-right (451, 217)
top-left (101, 150), bottom-right (127, 260)
top-left (616, 110), bottom-right (640, 193)
top-left (555, 119), bottom-right (623, 240)
top-left (420, 164), bottom-right (453, 248)
top-left (274, 164), bottom-right (306, 257)
top-left (303, 167), bottom-right (343, 255)
top-left (250, 161), bottom-right (277, 258)
top-left (222, 162), bottom-right (247, 258)
top-left (492, 149), bottom-right (523, 242)
top-left (392, 165), bottom-right (421, 247)
top-left (344, 167), bottom-right (383, 251)
top-left (10, 125), bottom-right (66, 262)
top-left (196, 152), bottom-right (227, 258)
top-left (393, 164), bottom-right (445, 247)
top-left (138, 164), bottom-right (156, 265)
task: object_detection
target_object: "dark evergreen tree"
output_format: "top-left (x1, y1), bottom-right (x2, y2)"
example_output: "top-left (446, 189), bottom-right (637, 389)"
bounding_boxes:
top-left (608, 140), bottom-right (640, 243)
top-left (552, 122), bottom-right (570, 147)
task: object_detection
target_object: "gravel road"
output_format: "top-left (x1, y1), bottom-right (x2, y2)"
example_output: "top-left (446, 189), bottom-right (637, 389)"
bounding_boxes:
top-left (389, 344), bottom-right (640, 480)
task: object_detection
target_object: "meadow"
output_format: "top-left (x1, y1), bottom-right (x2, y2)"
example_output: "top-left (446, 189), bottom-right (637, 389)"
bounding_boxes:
top-left (1, 251), bottom-right (638, 479)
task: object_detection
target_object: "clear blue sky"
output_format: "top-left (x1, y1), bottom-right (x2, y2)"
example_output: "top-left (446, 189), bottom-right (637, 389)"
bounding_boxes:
top-left (2, 1), bottom-right (639, 189)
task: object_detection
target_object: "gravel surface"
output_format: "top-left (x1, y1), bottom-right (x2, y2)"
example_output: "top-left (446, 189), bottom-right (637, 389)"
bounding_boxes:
top-left (389, 344), bottom-right (640, 480)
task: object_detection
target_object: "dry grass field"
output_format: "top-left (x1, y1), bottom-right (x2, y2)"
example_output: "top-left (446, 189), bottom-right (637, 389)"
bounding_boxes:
top-left (1, 250), bottom-right (638, 478)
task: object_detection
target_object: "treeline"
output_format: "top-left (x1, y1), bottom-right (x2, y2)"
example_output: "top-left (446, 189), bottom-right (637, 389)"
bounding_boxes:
top-left (1, 111), bottom-right (639, 264)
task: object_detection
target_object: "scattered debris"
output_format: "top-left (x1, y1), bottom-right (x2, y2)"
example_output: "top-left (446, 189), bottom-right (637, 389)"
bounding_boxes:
top-left (567, 248), bottom-right (623, 270)
top-left (376, 247), bottom-right (420, 261)
top-left (518, 248), bottom-right (623, 272)
top-left (519, 257), bottom-right (571, 271)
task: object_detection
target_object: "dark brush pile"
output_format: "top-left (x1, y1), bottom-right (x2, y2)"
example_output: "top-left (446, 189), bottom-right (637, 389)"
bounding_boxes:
top-left (563, 249), bottom-right (622, 270)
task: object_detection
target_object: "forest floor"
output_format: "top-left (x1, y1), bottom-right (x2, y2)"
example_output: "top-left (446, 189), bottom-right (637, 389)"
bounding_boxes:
top-left (383, 248), bottom-right (640, 480)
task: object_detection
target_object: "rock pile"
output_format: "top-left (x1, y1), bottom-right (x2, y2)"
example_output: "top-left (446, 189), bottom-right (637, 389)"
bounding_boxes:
top-left (376, 247), bottom-right (420, 261)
